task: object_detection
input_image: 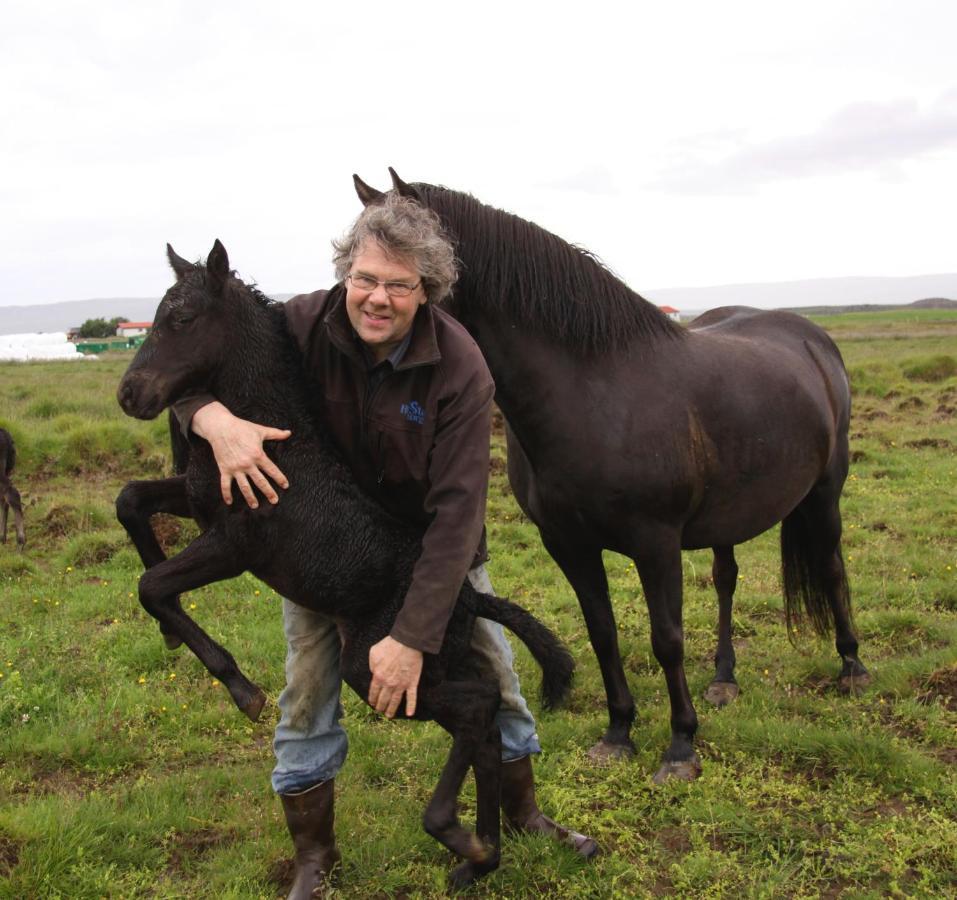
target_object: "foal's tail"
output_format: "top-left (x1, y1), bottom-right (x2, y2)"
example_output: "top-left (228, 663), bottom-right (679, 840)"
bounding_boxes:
top-left (466, 591), bottom-right (574, 710)
top-left (780, 504), bottom-right (851, 640)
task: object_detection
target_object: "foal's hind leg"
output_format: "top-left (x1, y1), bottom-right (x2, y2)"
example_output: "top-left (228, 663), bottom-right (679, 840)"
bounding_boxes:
top-left (704, 545), bottom-right (740, 707)
top-left (418, 682), bottom-right (503, 886)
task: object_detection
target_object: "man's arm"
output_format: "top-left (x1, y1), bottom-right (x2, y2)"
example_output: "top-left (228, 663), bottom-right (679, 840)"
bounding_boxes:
top-left (369, 369), bottom-right (495, 717)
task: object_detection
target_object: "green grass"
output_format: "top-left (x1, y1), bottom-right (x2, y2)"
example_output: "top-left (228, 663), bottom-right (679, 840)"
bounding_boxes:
top-left (1, 315), bottom-right (956, 898)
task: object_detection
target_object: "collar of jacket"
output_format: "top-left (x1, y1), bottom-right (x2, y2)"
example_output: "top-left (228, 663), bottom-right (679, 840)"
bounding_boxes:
top-left (321, 282), bottom-right (442, 371)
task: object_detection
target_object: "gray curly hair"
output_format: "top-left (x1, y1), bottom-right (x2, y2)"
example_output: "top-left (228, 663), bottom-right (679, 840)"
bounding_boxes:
top-left (332, 194), bottom-right (458, 303)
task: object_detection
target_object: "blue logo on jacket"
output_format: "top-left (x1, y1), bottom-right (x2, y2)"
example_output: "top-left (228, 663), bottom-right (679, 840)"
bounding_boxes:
top-left (401, 401), bottom-right (425, 425)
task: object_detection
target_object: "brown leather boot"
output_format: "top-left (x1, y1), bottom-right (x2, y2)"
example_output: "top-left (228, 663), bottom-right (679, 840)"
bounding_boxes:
top-left (280, 779), bottom-right (341, 899)
top-left (500, 755), bottom-right (599, 859)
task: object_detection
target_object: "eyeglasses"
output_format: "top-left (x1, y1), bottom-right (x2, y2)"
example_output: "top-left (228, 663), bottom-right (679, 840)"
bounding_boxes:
top-left (346, 272), bottom-right (422, 298)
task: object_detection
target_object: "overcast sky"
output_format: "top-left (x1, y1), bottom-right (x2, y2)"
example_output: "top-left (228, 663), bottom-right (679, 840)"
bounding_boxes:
top-left (3, 0), bottom-right (956, 308)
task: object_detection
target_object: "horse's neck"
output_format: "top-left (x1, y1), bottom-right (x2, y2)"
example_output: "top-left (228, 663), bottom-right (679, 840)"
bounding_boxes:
top-left (211, 310), bottom-right (309, 431)
top-left (454, 302), bottom-right (581, 449)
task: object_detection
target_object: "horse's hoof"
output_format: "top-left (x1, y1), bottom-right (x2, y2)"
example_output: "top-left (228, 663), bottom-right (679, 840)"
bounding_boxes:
top-left (652, 754), bottom-right (702, 785)
top-left (838, 672), bottom-right (871, 695)
top-left (703, 681), bottom-right (740, 707)
top-left (587, 738), bottom-right (635, 765)
top-left (240, 687), bottom-right (268, 722)
top-left (162, 632), bottom-right (183, 650)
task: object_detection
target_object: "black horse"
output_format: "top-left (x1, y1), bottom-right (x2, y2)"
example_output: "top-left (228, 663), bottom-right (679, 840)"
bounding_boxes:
top-left (0, 427), bottom-right (25, 551)
top-left (115, 241), bottom-right (574, 887)
top-left (353, 169), bottom-right (870, 783)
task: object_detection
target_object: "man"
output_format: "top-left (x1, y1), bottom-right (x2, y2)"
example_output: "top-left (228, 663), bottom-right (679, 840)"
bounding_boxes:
top-left (176, 195), bottom-right (597, 898)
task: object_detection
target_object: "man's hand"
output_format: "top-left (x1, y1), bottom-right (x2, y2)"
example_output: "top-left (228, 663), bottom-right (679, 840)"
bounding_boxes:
top-left (368, 636), bottom-right (423, 718)
top-left (190, 401), bottom-right (291, 507)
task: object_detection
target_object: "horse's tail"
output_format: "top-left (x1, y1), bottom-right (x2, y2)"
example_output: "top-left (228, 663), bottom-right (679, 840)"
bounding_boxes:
top-left (780, 506), bottom-right (850, 639)
top-left (465, 590), bottom-right (574, 710)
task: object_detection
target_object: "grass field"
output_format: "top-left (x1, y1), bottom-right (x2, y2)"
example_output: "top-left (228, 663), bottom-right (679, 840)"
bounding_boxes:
top-left (1, 309), bottom-right (955, 898)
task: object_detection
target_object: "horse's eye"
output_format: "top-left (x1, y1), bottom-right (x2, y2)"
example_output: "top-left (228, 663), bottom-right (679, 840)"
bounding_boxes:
top-left (170, 313), bottom-right (195, 330)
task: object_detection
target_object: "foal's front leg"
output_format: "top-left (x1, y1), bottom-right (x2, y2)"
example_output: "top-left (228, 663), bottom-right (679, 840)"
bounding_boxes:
top-left (136, 527), bottom-right (267, 720)
top-left (116, 475), bottom-right (195, 648)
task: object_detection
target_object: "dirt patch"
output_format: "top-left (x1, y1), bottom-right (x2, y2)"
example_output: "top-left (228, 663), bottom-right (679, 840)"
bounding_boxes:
top-left (933, 404), bottom-right (955, 419)
top-left (657, 825), bottom-right (691, 855)
top-left (491, 405), bottom-right (505, 438)
top-left (41, 504), bottom-right (79, 538)
top-left (489, 456), bottom-right (507, 476)
top-left (896, 396), bottom-right (925, 411)
top-left (151, 513), bottom-right (185, 554)
top-left (18, 766), bottom-right (101, 799)
top-left (266, 857), bottom-right (295, 892)
top-left (849, 449), bottom-right (868, 463)
top-left (859, 409), bottom-right (888, 421)
top-left (0, 833), bottom-right (20, 877)
top-left (165, 827), bottom-right (230, 875)
top-left (903, 437), bottom-right (953, 450)
top-left (917, 664), bottom-right (957, 712)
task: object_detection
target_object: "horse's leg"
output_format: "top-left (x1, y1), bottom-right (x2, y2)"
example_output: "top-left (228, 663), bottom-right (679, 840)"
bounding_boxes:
top-left (418, 681), bottom-right (502, 887)
top-left (703, 545), bottom-right (740, 706)
top-left (9, 487), bottom-right (25, 551)
top-left (136, 528), bottom-right (267, 720)
top-left (634, 534), bottom-right (701, 784)
top-left (540, 534), bottom-right (635, 762)
top-left (0, 491), bottom-right (8, 544)
top-left (116, 476), bottom-right (193, 649)
top-left (785, 481), bottom-right (869, 693)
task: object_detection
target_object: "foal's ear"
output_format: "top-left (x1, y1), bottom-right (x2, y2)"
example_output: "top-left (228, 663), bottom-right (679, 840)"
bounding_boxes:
top-left (167, 244), bottom-right (194, 281)
top-left (353, 173), bottom-right (384, 206)
top-left (205, 239), bottom-right (230, 295)
top-left (388, 167), bottom-right (416, 198)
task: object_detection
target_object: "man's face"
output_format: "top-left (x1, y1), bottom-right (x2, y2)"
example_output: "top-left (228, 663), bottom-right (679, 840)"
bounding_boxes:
top-left (345, 241), bottom-right (427, 362)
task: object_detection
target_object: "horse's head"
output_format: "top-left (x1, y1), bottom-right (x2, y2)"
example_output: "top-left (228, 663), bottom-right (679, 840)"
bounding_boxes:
top-left (117, 240), bottom-right (233, 420)
top-left (352, 167), bottom-right (422, 207)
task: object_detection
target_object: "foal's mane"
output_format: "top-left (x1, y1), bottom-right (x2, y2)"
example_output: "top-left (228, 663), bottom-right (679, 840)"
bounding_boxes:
top-left (414, 183), bottom-right (685, 354)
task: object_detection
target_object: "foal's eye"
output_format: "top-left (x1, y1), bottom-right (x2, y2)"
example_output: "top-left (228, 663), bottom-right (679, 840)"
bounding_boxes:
top-left (170, 312), bottom-right (195, 329)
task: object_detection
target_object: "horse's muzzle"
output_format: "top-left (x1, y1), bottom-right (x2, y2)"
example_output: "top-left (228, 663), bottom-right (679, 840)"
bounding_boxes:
top-left (117, 372), bottom-right (167, 420)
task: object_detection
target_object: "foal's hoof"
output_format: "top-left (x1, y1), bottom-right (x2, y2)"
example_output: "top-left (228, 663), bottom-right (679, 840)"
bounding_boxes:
top-left (587, 738), bottom-right (636, 765)
top-left (240, 687), bottom-right (268, 722)
top-left (838, 671), bottom-right (872, 695)
top-left (703, 681), bottom-right (740, 707)
top-left (162, 632), bottom-right (184, 650)
top-left (652, 754), bottom-right (702, 785)
top-left (448, 856), bottom-right (499, 891)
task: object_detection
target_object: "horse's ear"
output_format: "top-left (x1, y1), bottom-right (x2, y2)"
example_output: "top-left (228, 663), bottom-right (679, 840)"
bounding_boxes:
top-left (388, 167), bottom-right (416, 198)
top-left (206, 239), bottom-right (230, 295)
top-left (353, 173), bottom-right (384, 206)
top-left (167, 244), bottom-right (194, 281)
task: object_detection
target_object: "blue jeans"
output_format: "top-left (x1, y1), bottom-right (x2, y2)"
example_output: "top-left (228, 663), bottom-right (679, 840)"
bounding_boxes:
top-left (271, 565), bottom-right (542, 794)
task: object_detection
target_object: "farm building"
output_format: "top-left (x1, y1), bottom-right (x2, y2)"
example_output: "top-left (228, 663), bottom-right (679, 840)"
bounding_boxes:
top-left (116, 321), bottom-right (153, 337)
top-left (658, 305), bottom-right (681, 321)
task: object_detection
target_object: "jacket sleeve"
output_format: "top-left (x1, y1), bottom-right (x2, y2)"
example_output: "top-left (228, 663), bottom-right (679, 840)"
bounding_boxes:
top-left (389, 366), bottom-right (495, 655)
top-left (169, 291), bottom-right (330, 435)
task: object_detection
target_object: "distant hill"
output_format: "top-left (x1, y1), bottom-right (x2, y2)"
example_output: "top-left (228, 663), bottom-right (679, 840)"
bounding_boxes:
top-left (643, 273), bottom-right (957, 317)
top-left (0, 294), bottom-right (296, 336)
top-left (2, 273), bottom-right (956, 336)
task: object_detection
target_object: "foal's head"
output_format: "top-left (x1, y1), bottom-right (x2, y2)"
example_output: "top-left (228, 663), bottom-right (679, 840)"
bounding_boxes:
top-left (117, 240), bottom-right (235, 420)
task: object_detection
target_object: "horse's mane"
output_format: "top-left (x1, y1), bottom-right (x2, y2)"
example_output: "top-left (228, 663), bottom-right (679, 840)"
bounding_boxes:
top-left (415, 184), bottom-right (685, 354)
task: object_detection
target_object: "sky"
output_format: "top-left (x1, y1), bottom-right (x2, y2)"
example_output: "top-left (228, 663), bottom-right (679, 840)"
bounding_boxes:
top-left (3, 0), bottom-right (956, 308)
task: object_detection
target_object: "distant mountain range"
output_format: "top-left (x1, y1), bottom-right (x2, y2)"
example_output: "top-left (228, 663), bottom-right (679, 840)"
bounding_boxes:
top-left (2, 273), bottom-right (956, 336)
